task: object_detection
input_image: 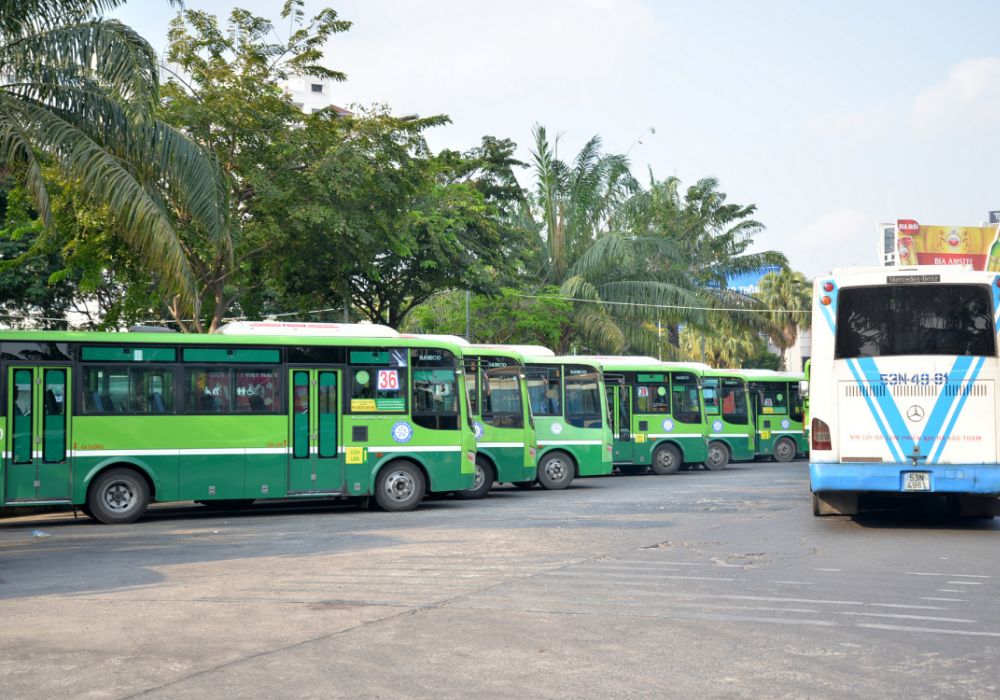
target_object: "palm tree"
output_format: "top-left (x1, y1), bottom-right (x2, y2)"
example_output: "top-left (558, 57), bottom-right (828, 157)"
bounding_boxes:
top-left (530, 125), bottom-right (638, 284)
top-left (0, 0), bottom-right (225, 314)
top-left (757, 267), bottom-right (812, 369)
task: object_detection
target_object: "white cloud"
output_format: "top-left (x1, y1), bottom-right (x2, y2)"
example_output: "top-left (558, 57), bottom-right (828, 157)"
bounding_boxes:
top-left (911, 57), bottom-right (1000, 136)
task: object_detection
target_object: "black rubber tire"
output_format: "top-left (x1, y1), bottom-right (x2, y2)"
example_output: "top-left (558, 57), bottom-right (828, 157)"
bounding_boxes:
top-left (617, 465), bottom-right (648, 476)
top-left (87, 467), bottom-right (150, 524)
top-left (650, 444), bottom-right (682, 475)
top-left (536, 450), bottom-right (574, 490)
top-left (704, 442), bottom-right (730, 471)
top-left (773, 437), bottom-right (796, 463)
top-left (374, 461), bottom-right (426, 512)
top-left (455, 458), bottom-right (494, 500)
top-left (513, 481), bottom-right (536, 490)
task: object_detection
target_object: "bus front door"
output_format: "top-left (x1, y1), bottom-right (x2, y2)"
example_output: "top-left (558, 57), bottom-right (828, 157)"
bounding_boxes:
top-left (610, 383), bottom-right (633, 463)
top-left (5, 366), bottom-right (72, 503)
top-left (288, 369), bottom-right (343, 494)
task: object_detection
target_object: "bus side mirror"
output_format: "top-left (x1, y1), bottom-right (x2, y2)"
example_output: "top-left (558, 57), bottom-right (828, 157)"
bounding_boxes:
top-left (799, 380), bottom-right (809, 398)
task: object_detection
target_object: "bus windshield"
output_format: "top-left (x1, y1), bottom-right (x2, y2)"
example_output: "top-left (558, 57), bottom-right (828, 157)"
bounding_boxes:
top-left (836, 284), bottom-right (995, 359)
top-left (565, 365), bottom-right (603, 429)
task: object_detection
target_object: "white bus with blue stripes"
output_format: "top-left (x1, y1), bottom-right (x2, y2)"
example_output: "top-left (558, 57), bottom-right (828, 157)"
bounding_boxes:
top-left (808, 266), bottom-right (1000, 518)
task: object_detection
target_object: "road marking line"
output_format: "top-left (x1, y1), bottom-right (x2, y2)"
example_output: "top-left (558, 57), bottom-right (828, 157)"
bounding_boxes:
top-left (858, 623), bottom-right (1000, 639)
top-left (837, 612), bottom-right (974, 623)
top-left (815, 568), bottom-right (841, 572)
top-left (938, 589), bottom-right (962, 593)
top-left (906, 572), bottom-right (990, 578)
top-left (946, 581), bottom-right (983, 586)
top-left (922, 597), bottom-right (965, 602)
top-left (770, 581), bottom-right (815, 585)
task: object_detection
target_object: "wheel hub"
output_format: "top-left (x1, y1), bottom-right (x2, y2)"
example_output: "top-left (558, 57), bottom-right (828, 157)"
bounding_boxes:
top-left (104, 482), bottom-right (135, 512)
top-left (384, 470), bottom-right (414, 501)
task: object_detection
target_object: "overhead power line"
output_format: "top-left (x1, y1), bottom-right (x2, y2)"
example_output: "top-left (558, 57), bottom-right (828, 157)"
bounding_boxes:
top-left (510, 293), bottom-right (811, 315)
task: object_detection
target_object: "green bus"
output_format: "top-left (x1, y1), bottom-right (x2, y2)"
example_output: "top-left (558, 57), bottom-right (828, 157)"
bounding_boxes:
top-left (592, 358), bottom-right (710, 475)
top-left (1, 322), bottom-right (476, 523)
top-left (701, 368), bottom-right (756, 469)
top-left (739, 369), bottom-right (808, 462)
top-left (459, 345), bottom-right (537, 498)
top-left (522, 355), bottom-right (614, 489)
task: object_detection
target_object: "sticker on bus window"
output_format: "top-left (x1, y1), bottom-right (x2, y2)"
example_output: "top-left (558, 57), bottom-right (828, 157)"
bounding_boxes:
top-left (376, 398), bottom-right (405, 411)
top-left (712, 420), bottom-right (723, 432)
top-left (657, 386), bottom-right (667, 396)
top-left (781, 419), bottom-right (790, 429)
top-left (763, 407), bottom-right (774, 414)
top-left (473, 421), bottom-right (484, 440)
top-left (351, 399), bottom-right (377, 412)
top-left (355, 370), bottom-right (370, 386)
top-left (764, 398), bottom-right (773, 406)
top-left (637, 386), bottom-right (650, 398)
top-left (551, 423), bottom-right (563, 434)
top-left (377, 369), bottom-right (400, 391)
top-left (662, 419), bottom-right (674, 432)
top-left (346, 447), bottom-right (365, 464)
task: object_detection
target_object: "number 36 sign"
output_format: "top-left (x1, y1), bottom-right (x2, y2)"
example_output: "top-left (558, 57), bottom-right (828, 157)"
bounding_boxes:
top-left (377, 369), bottom-right (399, 391)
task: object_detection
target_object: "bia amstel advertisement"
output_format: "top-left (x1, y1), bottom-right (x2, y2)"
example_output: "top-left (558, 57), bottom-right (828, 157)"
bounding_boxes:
top-left (896, 219), bottom-right (1000, 271)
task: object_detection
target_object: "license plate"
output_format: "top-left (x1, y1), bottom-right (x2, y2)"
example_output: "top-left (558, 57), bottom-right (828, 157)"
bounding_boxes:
top-left (903, 472), bottom-right (930, 491)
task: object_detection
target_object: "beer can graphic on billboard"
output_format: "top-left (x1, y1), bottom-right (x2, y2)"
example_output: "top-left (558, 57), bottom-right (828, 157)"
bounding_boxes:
top-left (988, 235), bottom-right (1000, 272)
top-left (897, 236), bottom-right (917, 265)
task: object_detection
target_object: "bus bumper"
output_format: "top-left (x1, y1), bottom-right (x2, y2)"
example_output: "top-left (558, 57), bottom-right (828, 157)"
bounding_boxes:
top-left (810, 462), bottom-right (1000, 495)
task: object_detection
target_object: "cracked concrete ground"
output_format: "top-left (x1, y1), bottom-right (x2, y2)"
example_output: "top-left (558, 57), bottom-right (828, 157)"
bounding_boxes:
top-left (1, 462), bottom-right (998, 699)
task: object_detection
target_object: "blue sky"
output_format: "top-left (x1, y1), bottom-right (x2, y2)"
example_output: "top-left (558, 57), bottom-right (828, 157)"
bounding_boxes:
top-left (113, 0), bottom-right (1000, 278)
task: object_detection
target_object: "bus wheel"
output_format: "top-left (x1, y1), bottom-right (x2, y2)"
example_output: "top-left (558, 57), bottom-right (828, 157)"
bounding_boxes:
top-left (456, 458), bottom-right (494, 500)
top-left (88, 467), bottom-right (150, 524)
top-left (537, 451), bottom-right (574, 490)
top-left (773, 437), bottom-right (796, 463)
top-left (513, 481), bottom-right (536, 490)
top-left (617, 465), bottom-right (647, 476)
top-left (374, 461), bottom-right (426, 512)
top-left (705, 442), bottom-right (730, 471)
top-left (650, 444), bottom-right (681, 475)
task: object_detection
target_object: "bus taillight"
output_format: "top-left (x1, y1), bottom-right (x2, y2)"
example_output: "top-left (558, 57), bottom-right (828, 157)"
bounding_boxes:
top-left (811, 418), bottom-right (832, 451)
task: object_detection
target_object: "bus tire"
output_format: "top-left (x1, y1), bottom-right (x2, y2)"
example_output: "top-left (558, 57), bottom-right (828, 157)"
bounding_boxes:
top-left (705, 442), bottom-right (730, 471)
top-left (812, 492), bottom-right (858, 516)
top-left (87, 467), bottom-right (150, 524)
top-left (617, 465), bottom-right (647, 476)
top-left (537, 451), bottom-right (574, 490)
top-left (956, 495), bottom-right (1000, 518)
top-left (513, 480), bottom-right (536, 489)
top-left (374, 461), bottom-right (426, 512)
top-left (773, 437), bottom-right (796, 463)
top-left (650, 444), bottom-right (682, 475)
top-left (456, 457), bottom-right (494, 500)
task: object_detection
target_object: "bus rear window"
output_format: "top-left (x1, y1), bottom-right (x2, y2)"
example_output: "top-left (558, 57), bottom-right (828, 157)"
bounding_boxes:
top-left (836, 284), bottom-right (995, 358)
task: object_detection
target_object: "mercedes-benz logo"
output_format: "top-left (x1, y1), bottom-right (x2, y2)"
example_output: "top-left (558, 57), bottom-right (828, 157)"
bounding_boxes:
top-left (907, 405), bottom-right (925, 422)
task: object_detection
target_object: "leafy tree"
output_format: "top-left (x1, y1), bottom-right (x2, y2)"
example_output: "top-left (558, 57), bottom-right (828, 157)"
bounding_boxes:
top-left (158, 0), bottom-right (350, 331)
top-left (0, 0), bottom-right (225, 313)
top-left (679, 322), bottom-right (760, 368)
top-left (403, 287), bottom-right (575, 351)
top-left (757, 267), bottom-right (812, 370)
top-left (267, 114), bottom-right (531, 327)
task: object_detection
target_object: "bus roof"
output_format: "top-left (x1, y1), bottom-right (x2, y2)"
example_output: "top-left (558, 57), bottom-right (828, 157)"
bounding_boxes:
top-left (397, 333), bottom-right (470, 346)
top-left (475, 344), bottom-right (555, 357)
top-left (523, 355), bottom-right (602, 370)
top-left (217, 321), bottom-right (399, 337)
top-left (0, 328), bottom-right (468, 352)
top-left (822, 265), bottom-right (995, 287)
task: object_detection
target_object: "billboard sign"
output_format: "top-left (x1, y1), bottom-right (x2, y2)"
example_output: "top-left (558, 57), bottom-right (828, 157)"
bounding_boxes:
top-left (896, 222), bottom-right (1000, 271)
